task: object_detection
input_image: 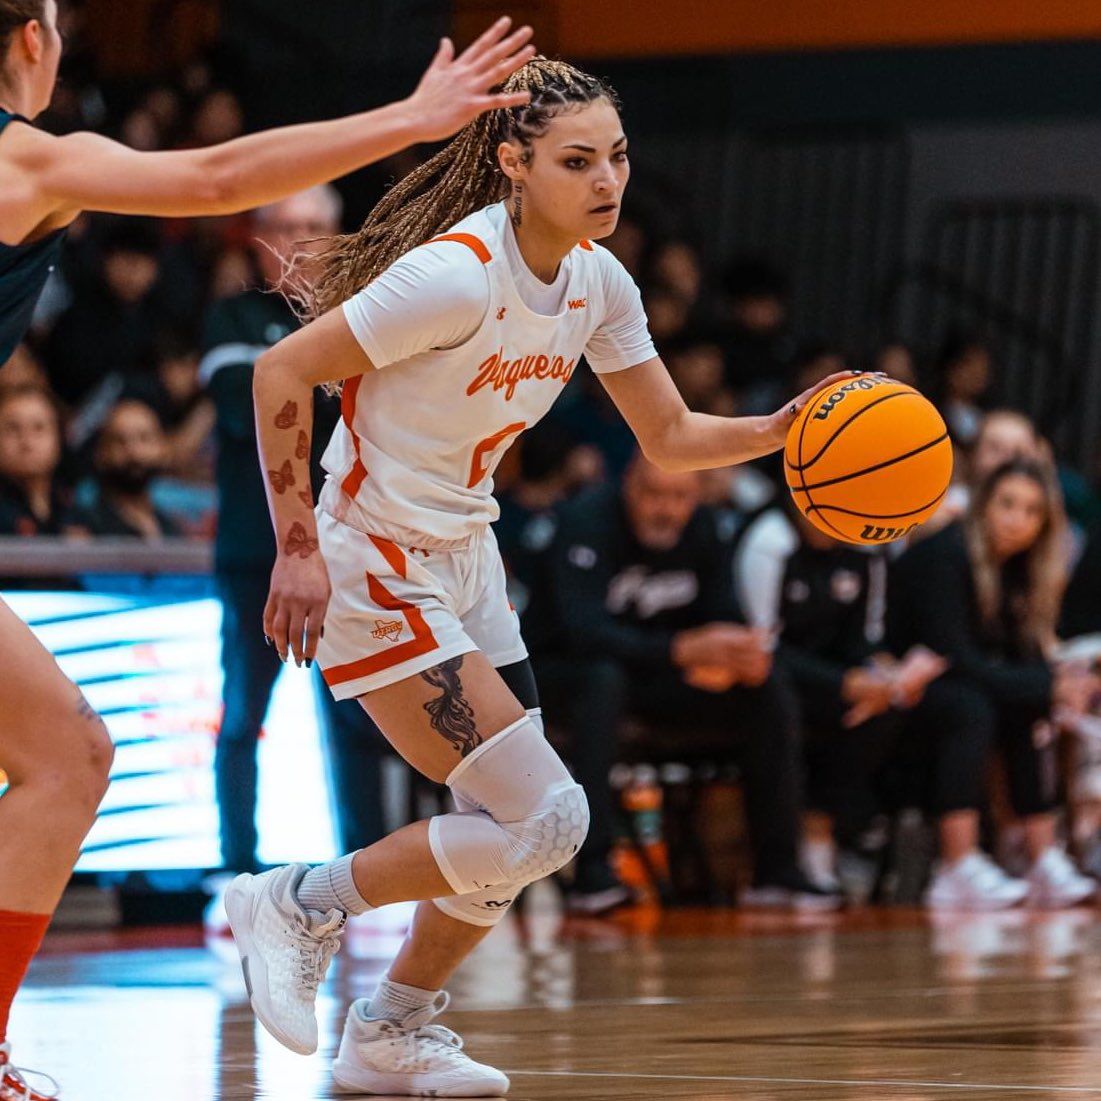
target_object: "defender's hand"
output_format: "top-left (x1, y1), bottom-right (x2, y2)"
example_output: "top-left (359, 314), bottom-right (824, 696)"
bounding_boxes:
top-left (406, 18), bottom-right (536, 143)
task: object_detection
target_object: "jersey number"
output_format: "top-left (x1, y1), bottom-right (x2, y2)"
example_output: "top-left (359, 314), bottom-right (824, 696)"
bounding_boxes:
top-left (468, 422), bottom-right (526, 488)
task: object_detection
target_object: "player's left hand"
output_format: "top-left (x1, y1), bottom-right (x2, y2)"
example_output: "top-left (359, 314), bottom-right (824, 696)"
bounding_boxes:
top-left (406, 17), bottom-right (537, 143)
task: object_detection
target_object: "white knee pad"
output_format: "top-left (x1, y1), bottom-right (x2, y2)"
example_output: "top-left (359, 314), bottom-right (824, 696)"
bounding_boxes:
top-left (433, 789), bottom-right (523, 928)
top-left (427, 715), bottom-right (589, 906)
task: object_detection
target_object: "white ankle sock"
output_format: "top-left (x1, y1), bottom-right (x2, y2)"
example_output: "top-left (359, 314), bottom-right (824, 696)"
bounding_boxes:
top-left (366, 976), bottom-right (441, 1023)
top-left (297, 853), bottom-right (374, 915)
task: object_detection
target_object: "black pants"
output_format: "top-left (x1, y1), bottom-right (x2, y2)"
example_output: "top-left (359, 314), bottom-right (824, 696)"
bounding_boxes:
top-left (904, 677), bottom-right (1057, 818)
top-left (215, 571), bottom-right (388, 872)
top-left (533, 655), bottom-right (803, 885)
top-left (791, 681), bottom-right (903, 845)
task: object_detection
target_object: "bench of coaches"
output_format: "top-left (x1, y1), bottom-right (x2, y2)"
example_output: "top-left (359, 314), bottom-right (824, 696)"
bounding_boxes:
top-left (521, 450), bottom-right (839, 912)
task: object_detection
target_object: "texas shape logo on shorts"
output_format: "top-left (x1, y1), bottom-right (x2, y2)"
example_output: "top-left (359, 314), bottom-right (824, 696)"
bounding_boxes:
top-left (372, 618), bottom-right (403, 643)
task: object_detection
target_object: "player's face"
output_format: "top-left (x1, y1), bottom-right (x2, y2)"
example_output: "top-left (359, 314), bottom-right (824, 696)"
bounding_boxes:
top-left (983, 472), bottom-right (1046, 560)
top-left (522, 99), bottom-right (629, 241)
top-left (0, 393), bottom-right (60, 480)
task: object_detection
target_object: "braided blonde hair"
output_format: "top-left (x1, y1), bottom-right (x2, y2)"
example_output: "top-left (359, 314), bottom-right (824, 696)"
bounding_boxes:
top-left (294, 57), bottom-right (619, 324)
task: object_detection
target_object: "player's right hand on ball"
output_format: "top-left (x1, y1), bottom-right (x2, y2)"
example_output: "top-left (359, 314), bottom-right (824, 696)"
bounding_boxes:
top-left (264, 551), bottom-right (331, 668)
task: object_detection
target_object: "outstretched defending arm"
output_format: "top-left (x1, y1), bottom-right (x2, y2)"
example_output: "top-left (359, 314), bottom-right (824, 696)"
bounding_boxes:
top-left (4, 18), bottom-right (534, 228)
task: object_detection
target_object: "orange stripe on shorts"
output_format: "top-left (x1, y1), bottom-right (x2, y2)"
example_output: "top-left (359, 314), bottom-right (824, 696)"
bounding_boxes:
top-left (321, 571), bottom-right (438, 687)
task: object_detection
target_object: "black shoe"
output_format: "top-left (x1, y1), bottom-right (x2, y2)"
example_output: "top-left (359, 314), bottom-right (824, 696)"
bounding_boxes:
top-left (740, 868), bottom-right (844, 912)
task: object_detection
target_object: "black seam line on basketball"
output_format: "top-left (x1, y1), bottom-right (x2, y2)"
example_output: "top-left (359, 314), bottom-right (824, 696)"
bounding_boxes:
top-left (797, 433), bottom-right (950, 492)
top-left (793, 390), bottom-right (848, 539)
top-left (792, 405), bottom-right (849, 541)
top-left (787, 391), bottom-right (913, 473)
top-left (804, 486), bottom-right (949, 521)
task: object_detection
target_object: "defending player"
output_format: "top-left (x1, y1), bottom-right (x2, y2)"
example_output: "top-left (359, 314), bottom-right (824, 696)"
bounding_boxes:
top-left (0, 3), bottom-right (534, 1094)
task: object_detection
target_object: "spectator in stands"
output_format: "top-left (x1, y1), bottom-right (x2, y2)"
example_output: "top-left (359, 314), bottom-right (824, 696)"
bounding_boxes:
top-left (123, 329), bottom-right (214, 479)
top-left (663, 333), bottom-right (736, 417)
top-left (793, 343), bottom-right (850, 391)
top-left (933, 332), bottom-right (994, 447)
top-left (525, 451), bottom-right (835, 912)
top-left (923, 409), bottom-right (1041, 539)
top-left (873, 340), bottom-right (918, 386)
top-left (0, 345), bottom-right (48, 390)
top-left (1061, 524), bottom-right (1101, 640)
top-left (602, 211), bottom-right (648, 279)
top-left (201, 185), bottom-right (386, 872)
top-left (45, 218), bottom-right (171, 407)
top-left (735, 500), bottom-right (946, 894)
top-left (890, 458), bottom-right (1099, 909)
top-left (494, 421), bottom-right (597, 612)
top-left (715, 257), bottom-right (795, 402)
top-left (642, 284), bottom-right (691, 343)
top-left (648, 239), bottom-right (706, 328)
top-left (0, 386), bottom-right (83, 536)
top-left (80, 398), bottom-right (180, 538)
top-left (549, 369), bottom-right (637, 482)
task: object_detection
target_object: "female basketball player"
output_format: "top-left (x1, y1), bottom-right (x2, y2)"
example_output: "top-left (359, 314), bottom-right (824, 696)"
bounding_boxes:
top-left (0, 3), bottom-right (534, 1094)
top-left (226, 57), bottom-right (855, 1096)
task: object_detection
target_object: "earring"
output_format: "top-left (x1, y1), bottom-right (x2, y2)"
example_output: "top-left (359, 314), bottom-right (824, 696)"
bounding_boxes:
top-left (512, 184), bottom-right (523, 228)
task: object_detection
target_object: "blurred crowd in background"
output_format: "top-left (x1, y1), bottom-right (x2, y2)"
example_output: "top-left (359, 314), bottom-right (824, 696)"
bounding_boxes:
top-left (6, 14), bottom-right (1101, 916)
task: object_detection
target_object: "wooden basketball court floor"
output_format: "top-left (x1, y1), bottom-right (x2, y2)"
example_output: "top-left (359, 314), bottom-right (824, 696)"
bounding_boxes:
top-left (13, 898), bottom-right (1101, 1100)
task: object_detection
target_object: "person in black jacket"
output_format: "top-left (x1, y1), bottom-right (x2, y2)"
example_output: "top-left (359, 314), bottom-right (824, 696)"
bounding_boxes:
top-left (1061, 524), bottom-right (1101, 640)
top-left (891, 458), bottom-right (1100, 910)
top-left (735, 503), bottom-right (945, 894)
top-left (200, 187), bottom-right (388, 873)
top-left (526, 451), bottom-right (834, 912)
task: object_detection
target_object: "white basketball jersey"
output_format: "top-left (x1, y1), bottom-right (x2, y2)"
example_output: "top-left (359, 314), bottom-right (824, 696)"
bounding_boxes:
top-left (319, 203), bottom-right (611, 542)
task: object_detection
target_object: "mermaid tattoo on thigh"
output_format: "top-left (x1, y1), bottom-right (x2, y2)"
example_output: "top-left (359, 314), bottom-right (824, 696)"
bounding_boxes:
top-left (421, 656), bottom-right (482, 757)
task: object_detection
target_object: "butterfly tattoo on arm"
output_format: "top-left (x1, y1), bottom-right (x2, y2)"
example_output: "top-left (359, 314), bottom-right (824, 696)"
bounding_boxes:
top-left (284, 521), bottom-right (320, 559)
top-left (274, 401), bottom-right (298, 430)
top-left (267, 459), bottom-right (296, 495)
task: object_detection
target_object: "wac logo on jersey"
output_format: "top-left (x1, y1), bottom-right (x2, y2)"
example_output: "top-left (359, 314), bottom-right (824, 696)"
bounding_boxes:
top-left (467, 347), bottom-right (577, 402)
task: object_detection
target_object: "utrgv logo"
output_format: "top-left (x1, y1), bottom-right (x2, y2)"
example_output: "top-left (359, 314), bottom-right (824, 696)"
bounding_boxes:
top-left (371, 619), bottom-right (403, 642)
top-left (467, 347), bottom-right (576, 401)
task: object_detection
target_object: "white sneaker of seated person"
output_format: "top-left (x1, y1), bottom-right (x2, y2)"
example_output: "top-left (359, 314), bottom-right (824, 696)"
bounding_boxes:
top-left (224, 863), bottom-right (346, 1054)
top-left (925, 851), bottom-right (1028, 911)
top-left (1027, 847), bottom-right (1097, 909)
top-left (333, 991), bottom-right (510, 1097)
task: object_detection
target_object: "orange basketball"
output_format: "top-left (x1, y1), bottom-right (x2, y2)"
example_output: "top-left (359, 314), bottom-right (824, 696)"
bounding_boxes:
top-left (784, 376), bottom-right (953, 545)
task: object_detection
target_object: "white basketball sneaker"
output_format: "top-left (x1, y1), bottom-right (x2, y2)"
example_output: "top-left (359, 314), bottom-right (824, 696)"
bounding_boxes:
top-left (1027, 847), bottom-right (1096, 909)
top-left (332, 992), bottom-right (510, 1097)
top-left (925, 851), bottom-right (1028, 911)
top-left (224, 863), bottom-right (346, 1055)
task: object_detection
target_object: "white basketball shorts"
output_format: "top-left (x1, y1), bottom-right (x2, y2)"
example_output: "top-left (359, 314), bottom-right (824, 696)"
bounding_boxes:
top-left (316, 510), bottom-right (528, 700)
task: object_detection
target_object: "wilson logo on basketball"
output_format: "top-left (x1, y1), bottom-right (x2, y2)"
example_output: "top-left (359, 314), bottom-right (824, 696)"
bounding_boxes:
top-left (467, 348), bottom-right (576, 402)
top-left (568, 298), bottom-right (587, 310)
top-left (859, 522), bottom-right (919, 543)
top-left (811, 376), bottom-right (893, 421)
top-left (371, 619), bottom-right (403, 643)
